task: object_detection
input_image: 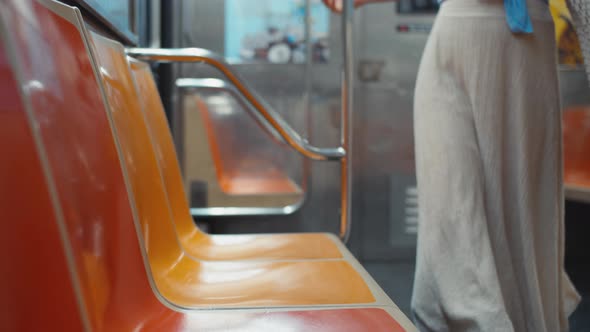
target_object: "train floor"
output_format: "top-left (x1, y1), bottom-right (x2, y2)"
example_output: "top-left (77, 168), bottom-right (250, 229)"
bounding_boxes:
top-left (363, 260), bottom-right (590, 331)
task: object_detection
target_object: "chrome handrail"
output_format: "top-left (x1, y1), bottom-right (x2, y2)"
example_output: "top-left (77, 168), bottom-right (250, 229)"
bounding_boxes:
top-left (190, 203), bottom-right (304, 218)
top-left (126, 0), bottom-right (354, 241)
top-left (126, 47), bottom-right (345, 161)
top-left (176, 78), bottom-right (286, 146)
top-left (175, 79), bottom-right (306, 218)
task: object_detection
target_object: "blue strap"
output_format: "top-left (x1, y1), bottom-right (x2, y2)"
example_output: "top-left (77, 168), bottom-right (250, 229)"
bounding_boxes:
top-left (504, 0), bottom-right (533, 33)
top-left (438, 0), bottom-right (542, 34)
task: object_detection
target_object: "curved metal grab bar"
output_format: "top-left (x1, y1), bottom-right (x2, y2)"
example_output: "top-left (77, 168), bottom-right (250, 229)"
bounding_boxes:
top-left (190, 202), bottom-right (304, 218)
top-left (176, 79), bottom-right (306, 218)
top-left (176, 78), bottom-right (287, 146)
top-left (126, 0), bottom-right (354, 241)
top-left (126, 47), bottom-right (345, 162)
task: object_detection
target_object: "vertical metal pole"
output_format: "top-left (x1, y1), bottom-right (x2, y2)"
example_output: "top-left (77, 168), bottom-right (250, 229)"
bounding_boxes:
top-left (149, 0), bottom-right (161, 48)
top-left (304, 0), bottom-right (312, 120)
top-left (158, 0), bottom-right (175, 121)
top-left (302, 0), bottom-right (313, 194)
top-left (303, 0), bottom-right (312, 120)
top-left (340, 0), bottom-right (354, 242)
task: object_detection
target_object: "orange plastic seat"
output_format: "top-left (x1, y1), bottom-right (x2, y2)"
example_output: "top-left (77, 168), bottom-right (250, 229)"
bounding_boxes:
top-left (88, 28), bottom-right (390, 308)
top-left (2, 1), bottom-right (415, 330)
top-left (195, 96), bottom-right (302, 195)
top-left (130, 60), bottom-right (345, 261)
top-left (563, 106), bottom-right (590, 188)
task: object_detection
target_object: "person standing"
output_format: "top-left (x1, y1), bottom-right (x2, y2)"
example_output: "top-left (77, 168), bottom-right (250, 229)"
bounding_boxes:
top-left (322, 0), bottom-right (581, 330)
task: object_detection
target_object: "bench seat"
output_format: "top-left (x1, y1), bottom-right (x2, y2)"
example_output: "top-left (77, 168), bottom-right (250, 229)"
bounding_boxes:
top-left (0, 0), bottom-right (416, 330)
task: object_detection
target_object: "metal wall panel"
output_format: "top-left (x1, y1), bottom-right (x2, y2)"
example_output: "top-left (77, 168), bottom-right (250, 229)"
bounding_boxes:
top-left (171, 1), bottom-right (426, 259)
top-left (171, 1), bottom-right (590, 261)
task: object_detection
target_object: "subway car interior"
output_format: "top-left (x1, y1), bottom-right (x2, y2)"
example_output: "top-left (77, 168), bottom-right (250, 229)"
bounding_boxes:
top-left (1, 0), bottom-right (589, 331)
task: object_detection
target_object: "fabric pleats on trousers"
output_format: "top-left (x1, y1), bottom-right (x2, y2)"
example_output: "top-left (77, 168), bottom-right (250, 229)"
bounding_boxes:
top-left (411, 0), bottom-right (581, 331)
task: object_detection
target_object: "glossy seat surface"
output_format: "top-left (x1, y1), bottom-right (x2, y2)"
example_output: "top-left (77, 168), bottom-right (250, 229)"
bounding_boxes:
top-left (89, 32), bottom-right (381, 307)
top-left (6, 0), bottom-right (154, 327)
top-left (2, 1), bottom-right (415, 330)
top-left (130, 60), bottom-right (343, 261)
top-left (0, 30), bottom-right (86, 332)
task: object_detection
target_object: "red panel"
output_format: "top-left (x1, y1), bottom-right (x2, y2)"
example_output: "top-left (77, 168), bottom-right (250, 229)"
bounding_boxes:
top-left (0, 26), bottom-right (85, 331)
top-left (5, 0), bottom-right (176, 329)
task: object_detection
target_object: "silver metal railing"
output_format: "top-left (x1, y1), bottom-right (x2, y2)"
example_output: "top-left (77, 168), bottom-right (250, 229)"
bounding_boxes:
top-left (175, 78), bottom-right (287, 146)
top-left (126, 47), bottom-right (345, 161)
top-left (175, 78), bottom-right (306, 218)
top-left (126, 0), bottom-right (354, 241)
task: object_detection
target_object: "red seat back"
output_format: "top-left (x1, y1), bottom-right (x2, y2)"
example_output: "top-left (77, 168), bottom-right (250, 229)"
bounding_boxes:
top-left (0, 23), bottom-right (87, 331)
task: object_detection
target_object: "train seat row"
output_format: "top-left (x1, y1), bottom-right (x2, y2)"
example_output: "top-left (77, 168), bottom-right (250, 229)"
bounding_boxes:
top-left (0, 0), bottom-right (415, 330)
